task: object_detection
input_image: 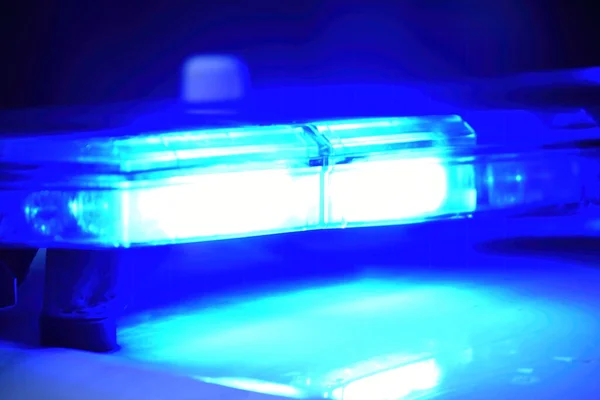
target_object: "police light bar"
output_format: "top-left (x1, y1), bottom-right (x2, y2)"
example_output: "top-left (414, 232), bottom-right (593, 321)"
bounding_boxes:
top-left (0, 111), bottom-right (597, 249)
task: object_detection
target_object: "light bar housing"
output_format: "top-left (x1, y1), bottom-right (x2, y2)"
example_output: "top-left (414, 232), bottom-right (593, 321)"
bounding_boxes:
top-left (0, 108), bottom-right (599, 248)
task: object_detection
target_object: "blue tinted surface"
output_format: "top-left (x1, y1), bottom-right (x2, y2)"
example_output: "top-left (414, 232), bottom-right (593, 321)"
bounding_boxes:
top-left (115, 215), bottom-right (600, 399)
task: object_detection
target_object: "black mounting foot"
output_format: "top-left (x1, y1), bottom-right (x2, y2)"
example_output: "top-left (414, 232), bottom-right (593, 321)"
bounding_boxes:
top-left (40, 248), bottom-right (125, 352)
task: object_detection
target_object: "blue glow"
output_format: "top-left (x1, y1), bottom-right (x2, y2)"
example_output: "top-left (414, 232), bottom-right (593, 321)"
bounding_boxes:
top-left (118, 281), bottom-right (475, 374)
top-left (197, 377), bottom-right (304, 398)
top-left (126, 168), bottom-right (321, 242)
top-left (7, 214), bottom-right (600, 398)
top-left (0, 116), bottom-right (481, 247)
top-left (22, 156), bottom-right (475, 246)
top-left (6, 64), bottom-right (600, 400)
top-left (328, 358), bottom-right (441, 400)
top-left (328, 157), bottom-right (476, 225)
top-left (0, 113), bottom-right (597, 247)
top-left (118, 265), bottom-right (600, 399)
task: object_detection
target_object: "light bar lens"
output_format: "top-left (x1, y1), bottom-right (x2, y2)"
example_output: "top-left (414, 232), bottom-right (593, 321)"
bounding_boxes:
top-left (0, 124), bottom-right (321, 172)
top-left (0, 115), bottom-right (595, 248)
top-left (126, 168), bottom-right (320, 243)
top-left (328, 157), bottom-right (476, 226)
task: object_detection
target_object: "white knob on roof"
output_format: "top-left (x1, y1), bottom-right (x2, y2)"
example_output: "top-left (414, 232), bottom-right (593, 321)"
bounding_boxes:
top-left (181, 55), bottom-right (249, 103)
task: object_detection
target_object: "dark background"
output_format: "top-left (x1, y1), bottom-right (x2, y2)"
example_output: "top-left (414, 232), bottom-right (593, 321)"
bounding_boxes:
top-left (1, 0), bottom-right (599, 109)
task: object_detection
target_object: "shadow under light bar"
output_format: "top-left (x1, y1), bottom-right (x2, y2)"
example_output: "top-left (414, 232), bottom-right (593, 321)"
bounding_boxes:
top-left (0, 115), bottom-right (594, 248)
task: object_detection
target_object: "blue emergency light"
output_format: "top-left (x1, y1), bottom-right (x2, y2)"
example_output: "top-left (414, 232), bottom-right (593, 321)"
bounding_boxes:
top-left (0, 110), bottom-right (597, 248)
top-left (1, 63), bottom-right (600, 362)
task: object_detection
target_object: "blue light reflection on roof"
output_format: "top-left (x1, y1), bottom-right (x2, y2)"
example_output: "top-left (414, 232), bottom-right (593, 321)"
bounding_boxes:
top-left (118, 280), bottom-right (474, 398)
top-left (117, 255), bottom-right (600, 399)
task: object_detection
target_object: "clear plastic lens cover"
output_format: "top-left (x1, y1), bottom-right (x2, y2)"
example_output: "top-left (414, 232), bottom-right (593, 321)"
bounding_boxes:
top-left (310, 115), bottom-right (476, 158)
top-left (0, 115), bottom-right (475, 175)
top-left (0, 125), bottom-right (321, 174)
top-left (0, 114), bottom-right (598, 248)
